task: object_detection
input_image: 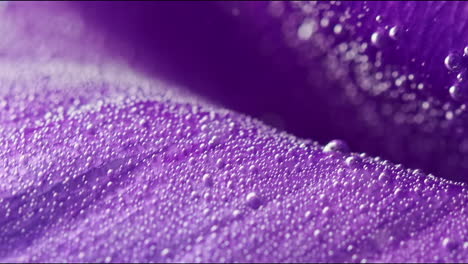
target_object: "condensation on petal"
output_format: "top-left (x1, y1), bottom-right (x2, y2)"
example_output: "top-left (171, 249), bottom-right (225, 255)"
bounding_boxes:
top-left (0, 2), bottom-right (466, 263)
top-left (0, 61), bottom-right (466, 263)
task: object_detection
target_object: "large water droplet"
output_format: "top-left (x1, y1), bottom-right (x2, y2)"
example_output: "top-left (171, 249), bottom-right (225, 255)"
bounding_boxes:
top-left (345, 156), bottom-right (360, 167)
top-left (449, 85), bottom-right (467, 101)
top-left (388, 25), bottom-right (402, 40)
top-left (323, 139), bottom-right (350, 153)
top-left (297, 20), bottom-right (316, 40)
top-left (375, 15), bottom-right (383, 23)
top-left (442, 238), bottom-right (459, 251)
top-left (245, 192), bottom-right (262, 209)
top-left (370, 31), bottom-right (383, 47)
top-left (202, 173), bottom-right (213, 187)
top-left (444, 53), bottom-right (463, 71)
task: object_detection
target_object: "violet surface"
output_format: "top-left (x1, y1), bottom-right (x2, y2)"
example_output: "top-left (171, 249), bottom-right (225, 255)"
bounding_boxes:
top-left (0, 2), bottom-right (466, 263)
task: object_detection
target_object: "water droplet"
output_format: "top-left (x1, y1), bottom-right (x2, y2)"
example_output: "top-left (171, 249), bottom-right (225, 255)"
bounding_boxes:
top-left (457, 71), bottom-right (467, 82)
top-left (442, 238), bottom-right (450, 247)
top-left (394, 188), bottom-right (402, 196)
top-left (442, 238), bottom-right (459, 250)
top-left (138, 119), bottom-right (147, 126)
top-left (323, 139), bottom-right (350, 153)
top-left (449, 84), bottom-right (467, 101)
top-left (313, 229), bottom-right (321, 237)
top-left (333, 24), bottom-right (343, 35)
top-left (232, 209), bottom-right (242, 218)
top-left (388, 25), bottom-right (402, 40)
top-left (202, 173), bottom-right (213, 187)
top-left (446, 111), bottom-right (454, 120)
top-left (345, 156), bottom-right (360, 167)
top-left (322, 206), bottom-right (330, 214)
top-left (444, 53), bottom-right (463, 71)
top-left (378, 172), bottom-right (388, 181)
top-left (245, 192), bottom-right (262, 209)
top-left (370, 31), bottom-right (384, 47)
top-left (161, 248), bottom-right (170, 257)
top-left (297, 20), bottom-right (317, 40)
top-left (320, 17), bottom-right (330, 28)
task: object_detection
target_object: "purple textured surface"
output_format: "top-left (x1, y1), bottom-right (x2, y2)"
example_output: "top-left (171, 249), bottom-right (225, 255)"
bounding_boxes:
top-left (0, 1), bottom-right (466, 263)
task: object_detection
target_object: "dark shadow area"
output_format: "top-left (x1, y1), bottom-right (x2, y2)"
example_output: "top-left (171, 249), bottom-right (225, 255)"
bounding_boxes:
top-left (73, 1), bottom-right (339, 143)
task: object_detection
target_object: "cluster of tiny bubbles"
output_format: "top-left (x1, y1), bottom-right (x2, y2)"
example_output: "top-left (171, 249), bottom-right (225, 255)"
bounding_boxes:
top-left (282, 1), bottom-right (443, 124)
top-left (261, 1), bottom-right (468, 182)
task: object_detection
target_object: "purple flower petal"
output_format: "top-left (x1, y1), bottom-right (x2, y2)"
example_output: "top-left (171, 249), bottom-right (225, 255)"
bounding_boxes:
top-left (0, 2), bottom-right (466, 263)
top-left (1, 61), bottom-right (467, 262)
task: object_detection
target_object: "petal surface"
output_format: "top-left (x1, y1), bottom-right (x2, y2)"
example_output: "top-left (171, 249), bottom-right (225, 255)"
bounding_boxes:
top-left (0, 2), bottom-right (466, 263)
